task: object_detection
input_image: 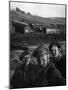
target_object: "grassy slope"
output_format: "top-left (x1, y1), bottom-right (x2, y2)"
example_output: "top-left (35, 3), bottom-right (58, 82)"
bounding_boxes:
top-left (10, 10), bottom-right (65, 25)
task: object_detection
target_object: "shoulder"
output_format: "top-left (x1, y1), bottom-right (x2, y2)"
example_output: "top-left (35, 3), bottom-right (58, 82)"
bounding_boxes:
top-left (61, 55), bottom-right (66, 61)
top-left (47, 62), bottom-right (61, 76)
top-left (50, 63), bottom-right (64, 80)
top-left (28, 63), bottom-right (40, 70)
top-left (59, 55), bottom-right (66, 65)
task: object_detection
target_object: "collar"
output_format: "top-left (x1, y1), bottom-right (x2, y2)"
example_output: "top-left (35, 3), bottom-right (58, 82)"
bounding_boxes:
top-left (38, 61), bottom-right (52, 73)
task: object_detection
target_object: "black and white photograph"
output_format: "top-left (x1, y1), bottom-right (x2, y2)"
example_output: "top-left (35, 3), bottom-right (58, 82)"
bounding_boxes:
top-left (9, 1), bottom-right (66, 89)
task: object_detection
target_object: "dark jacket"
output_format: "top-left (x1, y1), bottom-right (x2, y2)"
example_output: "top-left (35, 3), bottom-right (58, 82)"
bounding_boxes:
top-left (51, 55), bottom-right (66, 79)
top-left (10, 61), bottom-right (65, 89)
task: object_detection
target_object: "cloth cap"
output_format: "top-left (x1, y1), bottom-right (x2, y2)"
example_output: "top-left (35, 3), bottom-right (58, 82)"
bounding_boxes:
top-left (33, 44), bottom-right (50, 57)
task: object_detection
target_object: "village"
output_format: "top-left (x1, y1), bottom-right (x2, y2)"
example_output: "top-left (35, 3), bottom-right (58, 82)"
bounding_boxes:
top-left (10, 7), bottom-right (66, 34)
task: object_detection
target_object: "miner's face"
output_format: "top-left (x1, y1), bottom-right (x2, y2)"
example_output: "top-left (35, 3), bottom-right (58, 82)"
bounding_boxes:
top-left (23, 54), bottom-right (31, 64)
top-left (51, 45), bottom-right (60, 58)
top-left (39, 52), bottom-right (50, 67)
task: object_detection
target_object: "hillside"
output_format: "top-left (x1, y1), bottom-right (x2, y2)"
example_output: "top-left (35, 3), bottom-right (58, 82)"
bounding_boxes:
top-left (10, 9), bottom-right (65, 25)
top-left (10, 8), bottom-right (66, 50)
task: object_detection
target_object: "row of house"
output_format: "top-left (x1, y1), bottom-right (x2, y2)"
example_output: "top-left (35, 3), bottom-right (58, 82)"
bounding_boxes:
top-left (10, 19), bottom-right (66, 34)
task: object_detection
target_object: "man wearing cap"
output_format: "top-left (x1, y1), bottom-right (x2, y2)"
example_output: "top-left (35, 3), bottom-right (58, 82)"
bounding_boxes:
top-left (49, 43), bottom-right (66, 79)
top-left (32, 44), bottom-right (65, 86)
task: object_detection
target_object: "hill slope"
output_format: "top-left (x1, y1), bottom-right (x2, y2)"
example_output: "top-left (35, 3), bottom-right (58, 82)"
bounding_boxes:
top-left (10, 9), bottom-right (65, 25)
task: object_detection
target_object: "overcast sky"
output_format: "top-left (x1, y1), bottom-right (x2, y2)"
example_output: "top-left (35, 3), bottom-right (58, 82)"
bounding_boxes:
top-left (10, 2), bottom-right (65, 18)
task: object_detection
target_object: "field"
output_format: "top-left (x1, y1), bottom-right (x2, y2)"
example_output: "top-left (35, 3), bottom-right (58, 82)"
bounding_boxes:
top-left (11, 32), bottom-right (66, 46)
top-left (10, 32), bottom-right (66, 58)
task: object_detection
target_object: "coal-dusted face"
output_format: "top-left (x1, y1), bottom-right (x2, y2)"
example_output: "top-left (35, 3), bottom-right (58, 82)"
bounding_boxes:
top-left (38, 52), bottom-right (50, 67)
top-left (51, 45), bottom-right (60, 58)
top-left (23, 54), bottom-right (31, 65)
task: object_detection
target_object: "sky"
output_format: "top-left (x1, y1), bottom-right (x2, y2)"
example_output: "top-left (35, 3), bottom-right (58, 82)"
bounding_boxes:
top-left (10, 2), bottom-right (65, 18)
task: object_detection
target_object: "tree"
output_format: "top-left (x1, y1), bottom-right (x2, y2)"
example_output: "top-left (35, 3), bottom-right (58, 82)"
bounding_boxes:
top-left (27, 12), bottom-right (31, 15)
top-left (16, 7), bottom-right (25, 14)
top-left (16, 7), bottom-right (21, 12)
